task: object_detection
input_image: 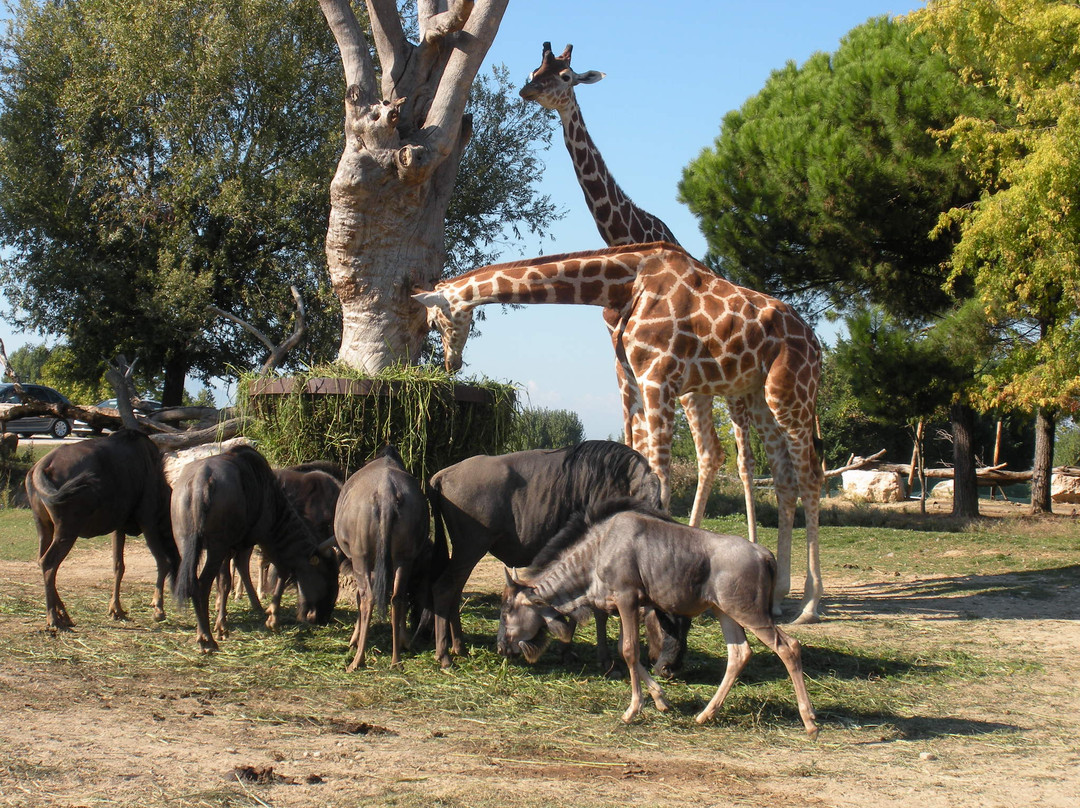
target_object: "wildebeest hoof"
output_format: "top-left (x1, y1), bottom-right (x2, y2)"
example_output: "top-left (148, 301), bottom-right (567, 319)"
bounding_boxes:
top-left (197, 636), bottom-right (219, 654)
top-left (437, 654), bottom-right (454, 669)
top-left (152, 609), bottom-right (166, 622)
top-left (621, 707), bottom-right (641, 723)
top-left (653, 694), bottom-right (671, 713)
top-left (108, 606), bottom-right (128, 621)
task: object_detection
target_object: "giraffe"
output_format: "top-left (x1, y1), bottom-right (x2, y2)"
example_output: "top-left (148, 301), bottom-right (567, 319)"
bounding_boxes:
top-left (519, 41), bottom-right (755, 533)
top-left (413, 242), bottom-right (825, 622)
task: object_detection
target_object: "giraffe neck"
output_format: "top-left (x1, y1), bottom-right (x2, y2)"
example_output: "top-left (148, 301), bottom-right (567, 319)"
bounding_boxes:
top-left (558, 104), bottom-right (680, 247)
top-left (435, 244), bottom-right (672, 311)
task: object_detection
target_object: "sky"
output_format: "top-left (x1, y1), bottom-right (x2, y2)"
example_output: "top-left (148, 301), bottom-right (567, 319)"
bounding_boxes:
top-left (0, 1), bottom-right (917, 438)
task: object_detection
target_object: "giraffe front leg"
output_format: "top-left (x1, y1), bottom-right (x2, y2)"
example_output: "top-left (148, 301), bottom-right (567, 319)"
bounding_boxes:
top-left (682, 393), bottom-right (723, 528)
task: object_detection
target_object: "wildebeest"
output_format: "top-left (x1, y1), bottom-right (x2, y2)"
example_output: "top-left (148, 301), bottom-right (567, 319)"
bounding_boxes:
top-left (172, 445), bottom-right (339, 652)
top-left (501, 498), bottom-right (819, 736)
top-left (226, 462), bottom-right (345, 622)
top-left (335, 446), bottom-right (431, 670)
top-left (427, 440), bottom-right (685, 673)
top-left (25, 428), bottom-right (178, 630)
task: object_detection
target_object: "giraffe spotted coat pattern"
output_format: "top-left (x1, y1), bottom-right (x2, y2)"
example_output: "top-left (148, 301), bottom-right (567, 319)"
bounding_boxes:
top-left (414, 243), bottom-right (825, 622)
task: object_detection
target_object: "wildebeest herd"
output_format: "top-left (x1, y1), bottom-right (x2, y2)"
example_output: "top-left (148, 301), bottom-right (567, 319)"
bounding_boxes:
top-left (24, 429), bottom-right (818, 737)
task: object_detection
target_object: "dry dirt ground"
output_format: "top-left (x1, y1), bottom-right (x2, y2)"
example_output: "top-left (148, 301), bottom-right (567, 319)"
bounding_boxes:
top-left (0, 508), bottom-right (1078, 808)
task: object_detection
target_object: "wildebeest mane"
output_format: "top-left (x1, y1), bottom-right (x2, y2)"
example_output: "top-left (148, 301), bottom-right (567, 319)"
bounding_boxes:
top-left (528, 497), bottom-right (675, 573)
top-left (558, 441), bottom-right (660, 510)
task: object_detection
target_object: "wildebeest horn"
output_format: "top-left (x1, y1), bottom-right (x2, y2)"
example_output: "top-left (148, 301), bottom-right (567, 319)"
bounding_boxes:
top-left (506, 566), bottom-right (528, 586)
top-left (318, 537), bottom-right (338, 552)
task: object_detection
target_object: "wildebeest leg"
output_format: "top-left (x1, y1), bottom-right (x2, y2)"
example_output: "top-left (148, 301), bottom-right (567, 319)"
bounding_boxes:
top-left (264, 573), bottom-right (287, 630)
top-left (646, 609), bottom-right (689, 679)
top-left (38, 525), bottom-right (76, 630)
top-left (107, 531), bottom-right (128, 621)
top-left (431, 547), bottom-right (486, 667)
top-left (231, 547), bottom-right (265, 614)
top-left (694, 614), bottom-right (752, 725)
top-left (142, 528), bottom-right (175, 622)
top-left (594, 610), bottom-right (619, 677)
top-left (617, 598), bottom-right (670, 723)
top-left (346, 568), bottom-right (373, 672)
top-left (214, 560), bottom-right (233, 641)
top-left (192, 556), bottom-right (223, 653)
top-left (746, 624), bottom-right (819, 738)
top-left (390, 565), bottom-right (409, 668)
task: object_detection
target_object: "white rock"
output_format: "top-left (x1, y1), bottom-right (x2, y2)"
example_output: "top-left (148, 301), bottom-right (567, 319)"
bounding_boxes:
top-left (1051, 473), bottom-right (1080, 504)
top-left (841, 470), bottom-right (907, 503)
top-left (928, 479), bottom-right (954, 501)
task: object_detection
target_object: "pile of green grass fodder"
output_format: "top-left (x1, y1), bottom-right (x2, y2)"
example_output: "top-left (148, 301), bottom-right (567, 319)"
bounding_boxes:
top-left (238, 364), bottom-right (517, 479)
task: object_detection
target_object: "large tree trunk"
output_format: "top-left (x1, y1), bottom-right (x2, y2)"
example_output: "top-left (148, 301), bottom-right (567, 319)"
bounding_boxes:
top-left (319, 0), bottom-right (509, 373)
top-left (1030, 406), bottom-right (1055, 514)
top-left (161, 356), bottom-right (189, 408)
top-left (951, 401), bottom-right (979, 518)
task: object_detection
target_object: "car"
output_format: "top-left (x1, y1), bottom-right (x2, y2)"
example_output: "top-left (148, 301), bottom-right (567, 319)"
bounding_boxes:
top-left (73, 396), bottom-right (164, 436)
top-left (0, 382), bottom-right (75, 439)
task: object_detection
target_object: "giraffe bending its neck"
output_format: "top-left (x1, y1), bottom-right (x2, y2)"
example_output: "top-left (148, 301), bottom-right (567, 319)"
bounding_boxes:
top-left (520, 42), bottom-right (745, 533)
top-left (414, 243), bottom-right (826, 622)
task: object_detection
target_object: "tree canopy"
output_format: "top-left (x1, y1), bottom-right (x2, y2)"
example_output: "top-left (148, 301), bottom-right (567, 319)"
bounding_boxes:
top-left (913, 0), bottom-right (1080, 415)
top-left (679, 16), bottom-right (997, 321)
top-left (0, 0), bottom-right (556, 402)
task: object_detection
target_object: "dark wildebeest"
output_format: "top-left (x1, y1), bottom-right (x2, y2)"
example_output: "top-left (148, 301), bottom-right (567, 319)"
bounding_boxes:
top-left (335, 446), bottom-right (431, 670)
top-left (172, 445), bottom-right (339, 652)
top-left (427, 440), bottom-right (685, 673)
top-left (501, 498), bottom-right (819, 736)
top-left (25, 428), bottom-right (178, 630)
top-left (227, 462), bottom-right (345, 622)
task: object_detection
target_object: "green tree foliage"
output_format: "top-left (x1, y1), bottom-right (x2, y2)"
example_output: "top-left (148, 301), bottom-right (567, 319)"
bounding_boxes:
top-left (506, 407), bottom-right (585, 453)
top-left (0, 1), bottom-right (557, 404)
top-left (1056, 420), bottom-right (1080, 467)
top-left (5, 343), bottom-right (50, 384)
top-left (0, 0), bottom-right (345, 404)
top-left (679, 16), bottom-right (995, 319)
top-left (914, 0), bottom-right (1080, 414)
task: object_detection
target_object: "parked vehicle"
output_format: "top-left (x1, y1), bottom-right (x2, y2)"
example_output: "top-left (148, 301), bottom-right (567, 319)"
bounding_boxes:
top-left (0, 383), bottom-right (75, 439)
top-left (74, 396), bottom-right (164, 436)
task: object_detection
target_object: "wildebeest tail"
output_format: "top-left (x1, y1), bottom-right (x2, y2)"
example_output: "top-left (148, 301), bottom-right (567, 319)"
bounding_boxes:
top-left (172, 483), bottom-right (212, 605)
top-left (27, 467), bottom-right (99, 507)
top-left (371, 500), bottom-right (393, 618)
top-left (426, 482), bottom-right (450, 577)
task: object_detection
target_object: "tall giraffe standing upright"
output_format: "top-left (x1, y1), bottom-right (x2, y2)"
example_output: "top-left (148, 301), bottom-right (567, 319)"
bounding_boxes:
top-left (519, 42), bottom-right (756, 533)
top-left (414, 243), bottom-right (825, 622)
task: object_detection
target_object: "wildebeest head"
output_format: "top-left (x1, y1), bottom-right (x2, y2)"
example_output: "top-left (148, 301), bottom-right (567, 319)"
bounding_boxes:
top-left (497, 569), bottom-right (573, 663)
top-left (294, 537), bottom-right (340, 625)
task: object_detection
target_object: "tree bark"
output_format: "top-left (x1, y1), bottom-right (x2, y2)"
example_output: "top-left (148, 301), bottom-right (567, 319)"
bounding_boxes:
top-left (951, 401), bottom-right (979, 518)
top-left (1030, 406), bottom-right (1055, 514)
top-left (161, 356), bottom-right (189, 408)
top-left (319, 0), bottom-right (508, 373)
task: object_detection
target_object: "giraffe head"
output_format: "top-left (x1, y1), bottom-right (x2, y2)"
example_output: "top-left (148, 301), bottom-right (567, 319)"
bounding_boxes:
top-left (412, 290), bottom-right (473, 373)
top-left (519, 42), bottom-right (605, 112)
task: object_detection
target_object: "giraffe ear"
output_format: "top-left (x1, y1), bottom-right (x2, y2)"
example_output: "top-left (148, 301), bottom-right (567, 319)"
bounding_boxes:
top-left (574, 70), bottom-right (605, 86)
top-left (412, 290), bottom-right (451, 315)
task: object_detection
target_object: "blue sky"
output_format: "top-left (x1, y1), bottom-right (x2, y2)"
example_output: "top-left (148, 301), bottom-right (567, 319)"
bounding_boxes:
top-left (0, 2), bottom-right (916, 436)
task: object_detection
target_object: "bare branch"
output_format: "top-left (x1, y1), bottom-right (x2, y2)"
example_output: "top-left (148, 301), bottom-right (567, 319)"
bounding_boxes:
top-left (319, 0), bottom-right (378, 98)
top-left (0, 339), bottom-right (20, 385)
top-left (421, 0), bottom-right (474, 44)
top-left (366, 0), bottom-right (410, 96)
top-left (208, 286), bottom-right (306, 374)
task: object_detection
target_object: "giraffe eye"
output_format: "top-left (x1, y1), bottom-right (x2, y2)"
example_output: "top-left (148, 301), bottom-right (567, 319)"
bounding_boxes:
top-left (559, 73), bottom-right (571, 82)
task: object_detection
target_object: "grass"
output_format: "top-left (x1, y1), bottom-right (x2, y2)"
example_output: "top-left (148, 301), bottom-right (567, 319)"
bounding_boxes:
top-left (0, 502), bottom-right (1077, 807)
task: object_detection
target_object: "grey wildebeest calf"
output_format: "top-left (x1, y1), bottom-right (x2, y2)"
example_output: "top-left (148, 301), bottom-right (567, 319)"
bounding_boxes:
top-left (335, 446), bottom-right (431, 670)
top-left (501, 498), bottom-right (819, 736)
top-left (26, 428), bottom-right (178, 630)
top-left (172, 445), bottom-right (339, 652)
top-left (427, 440), bottom-right (685, 673)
